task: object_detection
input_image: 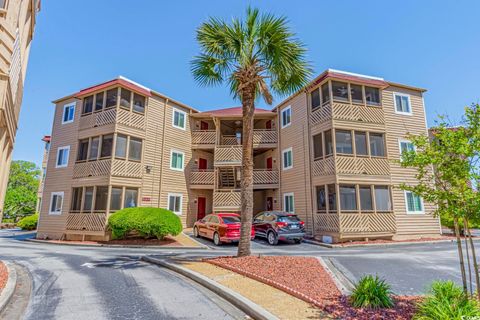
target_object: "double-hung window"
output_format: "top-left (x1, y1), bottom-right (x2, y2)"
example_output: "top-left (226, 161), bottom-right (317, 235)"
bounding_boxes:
top-left (283, 193), bottom-right (294, 213)
top-left (394, 93), bottom-right (412, 115)
top-left (399, 139), bottom-right (415, 161)
top-left (62, 103), bottom-right (75, 124)
top-left (170, 150), bottom-right (184, 171)
top-left (49, 192), bottom-right (64, 215)
top-left (405, 191), bottom-right (424, 214)
top-left (173, 108), bottom-right (186, 130)
top-left (281, 106), bottom-right (291, 128)
top-left (168, 193), bottom-right (183, 214)
top-left (282, 148), bottom-right (293, 170)
top-left (56, 146), bottom-right (70, 168)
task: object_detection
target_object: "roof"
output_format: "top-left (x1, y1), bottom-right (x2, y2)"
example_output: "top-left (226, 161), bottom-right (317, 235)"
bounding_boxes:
top-left (41, 135), bottom-right (51, 142)
top-left (192, 106), bottom-right (276, 118)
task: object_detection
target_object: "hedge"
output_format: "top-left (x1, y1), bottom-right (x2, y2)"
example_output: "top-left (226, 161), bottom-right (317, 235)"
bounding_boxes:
top-left (108, 207), bottom-right (182, 240)
top-left (17, 213), bottom-right (38, 230)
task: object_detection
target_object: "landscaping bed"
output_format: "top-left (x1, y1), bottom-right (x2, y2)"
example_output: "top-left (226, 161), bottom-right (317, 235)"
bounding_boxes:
top-left (207, 256), bottom-right (419, 319)
top-left (317, 235), bottom-right (459, 247)
top-left (0, 261), bottom-right (8, 294)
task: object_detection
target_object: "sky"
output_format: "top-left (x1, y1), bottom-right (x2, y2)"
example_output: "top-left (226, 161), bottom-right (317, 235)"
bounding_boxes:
top-left (14, 0), bottom-right (480, 167)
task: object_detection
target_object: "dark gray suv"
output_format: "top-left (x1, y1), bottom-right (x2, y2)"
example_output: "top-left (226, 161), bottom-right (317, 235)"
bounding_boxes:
top-left (253, 211), bottom-right (305, 245)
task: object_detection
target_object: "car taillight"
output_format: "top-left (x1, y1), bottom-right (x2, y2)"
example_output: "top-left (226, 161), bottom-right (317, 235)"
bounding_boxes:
top-left (276, 221), bottom-right (288, 228)
top-left (299, 221), bottom-right (305, 226)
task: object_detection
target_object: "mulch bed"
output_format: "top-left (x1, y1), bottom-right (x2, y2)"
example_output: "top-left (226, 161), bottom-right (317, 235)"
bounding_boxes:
top-left (207, 256), bottom-right (419, 320)
top-left (0, 261), bottom-right (8, 294)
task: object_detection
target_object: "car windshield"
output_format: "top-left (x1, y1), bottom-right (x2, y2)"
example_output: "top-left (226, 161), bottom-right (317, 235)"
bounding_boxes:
top-left (277, 215), bottom-right (300, 223)
top-left (221, 216), bottom-right (241, 224)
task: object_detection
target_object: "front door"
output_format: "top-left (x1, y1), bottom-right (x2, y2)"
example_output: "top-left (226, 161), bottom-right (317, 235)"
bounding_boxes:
top-left (266, 197), bottom-right (273, 211)
top-left (197, 197), bottom-right (206, 220)
top-left (198, 158), bottom-right (207, 171)
top-left (266, 157), bottom-right (273, 171)
top-left (200, 121), bottom-right (209, 130)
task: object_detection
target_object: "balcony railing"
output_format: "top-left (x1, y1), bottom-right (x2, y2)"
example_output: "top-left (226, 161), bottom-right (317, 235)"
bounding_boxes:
top-left (312, 155), bottom-right (390, 177)
top-left (253, 169), bottom-right (279, 186)
top-left (190, 169), bottom-right (215, 186)
top-left (73, 159), bottom-right (143, 179)
top-left (311, 102), bottom-right (384, 126)
top-left (214, 146), bottom-right (242, 166)
top-left (221, 130), bottom-right (278, 146)
top-left (79, 108), bottom-right (146, 131)
top-left (192, 130), bottom-right (216, 146)
top-left (314, 211), bottom-right (396, 236)
top-left (213, 191), bottom-right (241, 211)
top-left (65, 211), bottom-right (107, 233)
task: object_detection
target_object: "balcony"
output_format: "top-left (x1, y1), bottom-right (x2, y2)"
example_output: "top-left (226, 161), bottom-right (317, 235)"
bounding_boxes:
top-left (192, 130), bottom-right (216, 148)
top-left (312, 156), bottom-right (390, 177)
top-left (213, 191), bottom-right (241, 211)
top-left (190, 169), bottom-right (215, 188)
top-left (65, 211), bottom-right (107, 235)
top-left (79, 108), bottom-right (146, 131)
top-left (311, 101), bottom-right (384, 126)
top-left (73, 159), bottom-right (143, 179)
top-left (214, 146), bottom-right (242, 166)
top-left (253, 169), bottom-right (279, 188)
top-left (220, 130), bottom-right (277, 147)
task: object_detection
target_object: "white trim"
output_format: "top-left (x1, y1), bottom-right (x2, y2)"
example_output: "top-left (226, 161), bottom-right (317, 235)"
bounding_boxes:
top-left (172, 108), bottom-right (187, 130)
top-left (393, 92), bottom-right (412, 115)
top-left (169, 149), bottom-right (185, 171)
top-left (404, 190), bottom-right (425, 214)
top-left (282, 147), bottom-right (293, 170)
top-left (280, 105), bottom-right (292, 129)
top-left (283, 192), bottom-right (295, 213)
top-left (328, 69), bottom-right (384, 81)
top-left (62, 103), bottom-right (75, 124)
top-left (49, 192), bottom-right (64, 215)
top-left (167, 193), bottom-right (183, 215)
top-left (118, 75), bottom-right (152, 93)
top-left (55, 146), bottom-right (70, 168)
top-left (398, 138), bottom-right (416, 161)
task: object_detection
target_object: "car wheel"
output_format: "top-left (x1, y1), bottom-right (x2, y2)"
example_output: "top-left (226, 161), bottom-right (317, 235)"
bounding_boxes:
top-left (193, 227), bottom-right (200, 238)
top-left (267, 231), bottom-right (278, 245)
top-left (213, 232), bottom-right (222, 246)
top-left (294, 238), bottom-right (302, 244)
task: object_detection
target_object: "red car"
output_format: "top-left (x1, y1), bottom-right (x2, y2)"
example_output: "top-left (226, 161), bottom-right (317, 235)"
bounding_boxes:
top-left (193, 213), bottom-right (255, 246)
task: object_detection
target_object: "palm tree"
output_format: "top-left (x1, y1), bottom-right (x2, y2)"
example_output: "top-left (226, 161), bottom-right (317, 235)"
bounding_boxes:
top-left (191, 7), bottom-right (312, 257)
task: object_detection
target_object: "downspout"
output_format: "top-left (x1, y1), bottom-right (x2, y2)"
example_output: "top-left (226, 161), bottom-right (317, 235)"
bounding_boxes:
top-left (157, 98), bottom-right (169, 207)
top-left (304, 89), bottom-right (315, 236)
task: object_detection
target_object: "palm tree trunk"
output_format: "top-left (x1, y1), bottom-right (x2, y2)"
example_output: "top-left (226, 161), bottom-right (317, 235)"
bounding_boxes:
top-left (454, 217), bottom-right (468, 293)
top-left (464, 217), bottom-right (480, 300)
top-left (237, 87), bottom-right (255, 257)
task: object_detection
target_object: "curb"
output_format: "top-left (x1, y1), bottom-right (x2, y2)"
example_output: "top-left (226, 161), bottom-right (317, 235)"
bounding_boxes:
top-left (317, 257), bottom-right (354, 295)
top-left (181, 232), bottom-right (210, 249)
top-left (0, 261), bottom-right (17, 313)
top-left (303, 237), bottom-right (476, 249)
top-left (24, 238), bottom-right (208, 250)
top-left (141, 256), bottom-right (278, 320)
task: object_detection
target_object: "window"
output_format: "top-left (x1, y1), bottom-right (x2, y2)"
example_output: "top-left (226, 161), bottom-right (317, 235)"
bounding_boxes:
top-left (133, 93), bottom-right (145, 113)
top-left (340, 185), bottom-right (357, 210)
top-left (321, 83), bottom-right (330, 104)
top-left (49, 192), bottom-right (64, 215)
top-left (95, 186), bottom-right (109, 211)
top-left (399, 139), bottom-right (415, 161)
top-left (128, 137), bottom-right (142, 161)
top-left (313, 133), bottom-right (323, 159)
top-left (405, 191), bottom-right (423, 214)
top-left (282, 148), bottom-right (293, 170)
top-left (95, 92), bottom-right (104, 111)
top-left (0, 0), bottom-right (6, 9)
top-left (394, 93), bottom-right (412, 114)
top-left (365, 86), bottom-right (380, 106)
top-left (82, 95), bottom-right (93, 114)
top-left (281, 106), bottom-right (291, 128)
top-left (350, 84), bottom-right (363, 104)
top-left (56, 146), bottom-right (70, 168)
top-left (328, 184), bottom-right (337, 211)
top-left (335, 130), bottom-right (353, 154)
top-left (83, 187), bottom-right (94, 212)
top-left (71, 188), bottom-right (83, 211)
top-left (311, 89), bottom-right (320, 110)
top-left (168, 193), bottom-right (183, 214)
top-left (359, 186), bottom-right (373, 211)
top-left (332, 81), bottom-right (349, 101)
top-left (170, 150), bottom-right (184, 171)
top-left (115, 135), bottom-right (127, 158)
top-left (369, 133), bottom-right (385, 157)
top-left (62, 103), bottom-right (75, 124)
top-left (124, 188), bottom-right (138, 208)
top-left (106, 88), bottom-right (117, 109)
top-left (375, 186), bottom-right (392, 211)
top-left (324, 130), bottom-right (333, 156)
top-left (283, 193), bottom-right (294, 213)
top-left (120, 88), bottom-right (131, 110)
top-left (316, 186), bottom-right (326, 211)
top-left (110, 187), bottom-right (122, 211)
top-left (89, 137), bottom-right (100, 160)
top-left (172, 108), bottom-right (186, 130)
top-left (100, 134), bottom-right (113, 158)
top-left (77, 139), bottom-right (89, 161)
top-left (355, 131), bottom-right (368, 156)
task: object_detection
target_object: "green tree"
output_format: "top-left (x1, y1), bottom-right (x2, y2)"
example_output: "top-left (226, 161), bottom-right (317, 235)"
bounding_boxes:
top-left (3, 160), bottom-right (40, 222)
top-left (191, 7), bottom-right (311, 256)
top-left (400, 104), bottom-right (480, 298)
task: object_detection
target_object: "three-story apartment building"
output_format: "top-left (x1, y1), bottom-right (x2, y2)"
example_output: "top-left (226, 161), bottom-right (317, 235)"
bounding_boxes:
top-left (38, 70), bottom-right (441, 242)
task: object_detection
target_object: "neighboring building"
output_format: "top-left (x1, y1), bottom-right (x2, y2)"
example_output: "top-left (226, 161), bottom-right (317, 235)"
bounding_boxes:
top-left (38, 70), bottom-right (441, 242)
top-left (0, 0), bottom-right (40, 219)
top-left (36, 135), bottom-right (50, 212)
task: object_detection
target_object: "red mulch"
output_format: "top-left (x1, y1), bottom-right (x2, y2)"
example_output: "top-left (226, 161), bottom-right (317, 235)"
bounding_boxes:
top-left (0, 261), bottom-right (8, 294)
top-left (207, 256), bottom-right (419, 320)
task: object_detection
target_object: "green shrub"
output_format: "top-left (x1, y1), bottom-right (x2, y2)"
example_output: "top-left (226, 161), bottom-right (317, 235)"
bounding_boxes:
top-left (350, 275), bottom-right (394, 309)
top-left (414, 281), bottom-right (480, 320)
top-left (17, 213), bottom-right (38, 230)
top-left (2, 218), bottom-right (14, 223)
top-left (108, 207), bottom-right (182, 240)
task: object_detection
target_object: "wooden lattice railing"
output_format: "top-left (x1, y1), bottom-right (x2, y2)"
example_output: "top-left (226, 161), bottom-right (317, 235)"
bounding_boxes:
top-left (311, 103), bottom-right (332, 125)
top-left (213, 191), bottom-right (241, 211)
top-left (190, 169), bottom-right (215, 185)
top-left (314, 211), bottom-right (396, 236)
top-left (117, 108), bottom-right (146, 130)
top-left (66, 212), bottom-right (107, 232)
top-left (73, 159), bottom-right (143, 179)
top-left (312, 156), bottom-right (390, 176)
top-left (79, 108), bottom-right (117, 130)
top-left (192, 130), bottom-right (216, 145)
top-left (310, 102), bottom-right (385, 125)
top-left (214, 146), bottom-right (242, 166)
top-left (314, 211), bottom-right (340, 233)
top-left (222, 136), bottom-right (238, 145)
top-left (253, 169), bottom-right (279, 185)
top-left (312, 157), bottom-right (336, 176)
top-left (253, 129), bottom-right (277, 145)
top-left (111, 159), bottom-right (143, 178)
